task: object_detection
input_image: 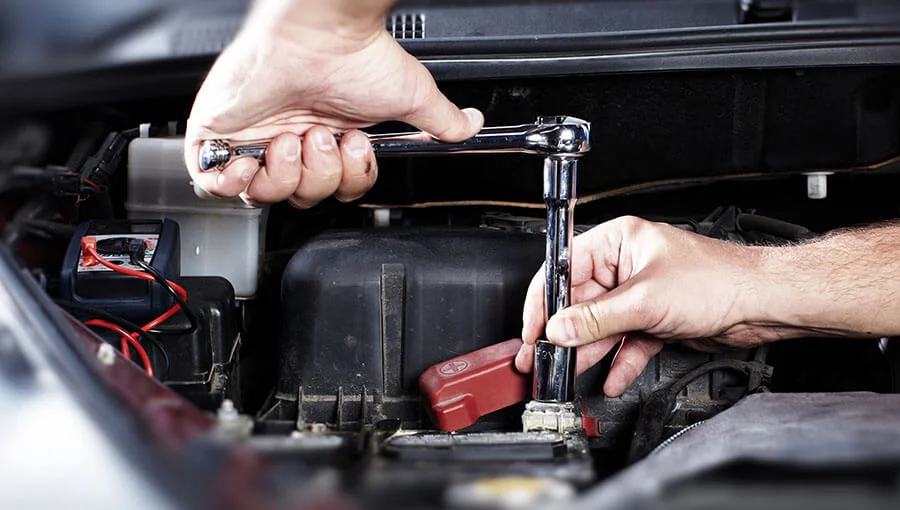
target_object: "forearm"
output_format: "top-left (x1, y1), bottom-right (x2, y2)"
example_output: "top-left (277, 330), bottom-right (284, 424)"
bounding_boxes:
top-left (753, 222), bottom-right (900, 339)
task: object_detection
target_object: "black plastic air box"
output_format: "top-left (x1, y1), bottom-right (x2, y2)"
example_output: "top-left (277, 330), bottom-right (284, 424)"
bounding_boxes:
top-left (277, 227), bottom-right (545, 429)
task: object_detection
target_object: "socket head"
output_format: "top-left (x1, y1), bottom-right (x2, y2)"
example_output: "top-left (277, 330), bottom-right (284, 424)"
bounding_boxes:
top-left (198, 140), bottom-right (231, 172)
top-left (529, 116), bottom-right (591, 156)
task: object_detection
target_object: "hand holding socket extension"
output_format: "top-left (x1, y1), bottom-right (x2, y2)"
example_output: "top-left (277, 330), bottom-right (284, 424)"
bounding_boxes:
top-left (198, 116), bottom-right (590, 432)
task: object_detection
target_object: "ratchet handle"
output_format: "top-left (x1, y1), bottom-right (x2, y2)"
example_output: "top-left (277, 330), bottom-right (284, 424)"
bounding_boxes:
top-left (197, 116), bottom-right (590, 172)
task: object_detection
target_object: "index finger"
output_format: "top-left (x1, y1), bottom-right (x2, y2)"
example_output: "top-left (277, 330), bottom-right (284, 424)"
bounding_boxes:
top-left (184, 119), bottom-right (262, 198)
top-left (521, 220), bottom-right (629, 344)
top-left (184, 119), bottom-right (305, 198)
top-left (521, 266), bottom-right (546, 345)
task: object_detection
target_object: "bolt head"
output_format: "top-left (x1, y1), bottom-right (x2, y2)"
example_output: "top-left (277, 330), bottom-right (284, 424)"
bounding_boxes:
top-left (96, 343), bottom-right (116, 366)
top-left (198, 140), bottom-right (230, 171)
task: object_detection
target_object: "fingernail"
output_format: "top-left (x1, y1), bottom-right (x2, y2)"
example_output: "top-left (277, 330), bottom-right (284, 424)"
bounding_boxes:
top-left (605, 382), bottom-right (624, 399)
top-left (238, 192), bottom-right (263, 208)
top-left (284, 137), bottom-right (301, 163)
top-left (564, 317), bottom-right (577, 340)
top-left (463, 108), bottom-right (483, 127)
top-left (521, 327), bottom-right (536, 345)
top-left (314, 130), bottom-right (336, 152)
top-left (346, 134), bottom-right (369, 157)
top-left (514, 346), bottom-right (531, 374)
top-left (547, 316), bottom-right (577, 345)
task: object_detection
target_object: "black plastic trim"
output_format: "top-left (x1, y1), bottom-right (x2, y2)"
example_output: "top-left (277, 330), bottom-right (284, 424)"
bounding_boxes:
top-left (405, 22), bottom-right (900, 55)
top-left (409, 22), bottom-right (900, 79)
top-left (1, 21), bottom-right (899, 111)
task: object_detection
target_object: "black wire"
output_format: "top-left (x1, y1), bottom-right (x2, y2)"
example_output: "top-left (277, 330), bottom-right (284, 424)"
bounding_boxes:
top-left (132, 259), bottom-right (199, 336)
top-left (627, 357), bottom-right (773, 463)
top-left (53, 299), bottom-right (170, 380)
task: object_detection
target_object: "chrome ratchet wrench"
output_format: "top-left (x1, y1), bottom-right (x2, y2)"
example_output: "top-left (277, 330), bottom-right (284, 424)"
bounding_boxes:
top-left (198, 117), bottom-right (589, 170)
top-left (198, 116), bottom-right (591, 433)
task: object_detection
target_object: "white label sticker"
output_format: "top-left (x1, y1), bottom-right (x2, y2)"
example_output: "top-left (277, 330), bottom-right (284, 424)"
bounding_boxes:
top-left (78, 234), bottom-right (159, 273)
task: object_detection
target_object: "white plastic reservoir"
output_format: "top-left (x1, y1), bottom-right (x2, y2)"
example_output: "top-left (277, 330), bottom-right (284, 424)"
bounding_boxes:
top-left (126, 135), bottom-right (266, 299)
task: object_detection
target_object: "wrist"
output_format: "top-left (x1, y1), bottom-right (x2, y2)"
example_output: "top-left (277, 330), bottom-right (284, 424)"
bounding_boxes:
top-left (740, 245), bottom-right (808, 339)
top-left (720, 244), bottom-right (794, 341)
top-left (243, 0), bottom-right (393, 52)
top-left (746, 241), bottom-right (860, 339)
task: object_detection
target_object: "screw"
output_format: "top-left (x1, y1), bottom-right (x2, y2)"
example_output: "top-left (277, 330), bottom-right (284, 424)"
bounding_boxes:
top-left (218, 399), bottom-right (238, 420)
top-left (96, 343), bottom-right (116, 366)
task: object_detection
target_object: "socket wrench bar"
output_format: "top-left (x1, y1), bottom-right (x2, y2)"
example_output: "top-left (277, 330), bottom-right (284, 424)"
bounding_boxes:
top-left (198, 116), bottom-right (588, 172)
top-left (520, 154), bottom-right (581, 434)
top-left (534, 156), bottom-right (578, 402)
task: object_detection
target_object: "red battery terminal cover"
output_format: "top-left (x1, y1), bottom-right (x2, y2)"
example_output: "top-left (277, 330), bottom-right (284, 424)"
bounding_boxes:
top-left (419, 338), bottom-right (530, 432)
top-left (419, 338), bottom-right (603, 436)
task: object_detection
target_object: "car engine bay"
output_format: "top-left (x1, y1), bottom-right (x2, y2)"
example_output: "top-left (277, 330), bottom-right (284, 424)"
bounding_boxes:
top-left (3, 57), bottom-right (900, 508)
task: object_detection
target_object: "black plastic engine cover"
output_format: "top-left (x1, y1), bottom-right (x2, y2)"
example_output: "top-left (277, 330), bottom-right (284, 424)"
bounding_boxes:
top-left (277, 227), bottom-right (545, 428)
top-left (161, 276), bottom-right (239, 408)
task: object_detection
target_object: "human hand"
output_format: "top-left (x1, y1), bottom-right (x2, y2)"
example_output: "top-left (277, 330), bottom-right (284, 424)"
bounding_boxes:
top-left (184, 0), bottom-right (483, 208)
top-left (514, 216), bottom-right (774, 398)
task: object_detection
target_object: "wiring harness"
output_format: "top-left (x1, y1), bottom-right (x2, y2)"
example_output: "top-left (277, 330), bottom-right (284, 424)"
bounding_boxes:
top-left (69, 235), bottom-right (197, 377)
top-left (627, 350), bottom-right (774, 463)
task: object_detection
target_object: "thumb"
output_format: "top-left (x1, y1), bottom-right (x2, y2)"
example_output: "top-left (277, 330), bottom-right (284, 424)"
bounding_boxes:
top-left (545, 284), bottom-right (653, 347)
top-left (402, 74), bottom-right (483, 142)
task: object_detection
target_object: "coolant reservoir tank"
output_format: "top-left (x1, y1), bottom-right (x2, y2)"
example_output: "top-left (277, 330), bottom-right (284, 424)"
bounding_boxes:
top-left (126, 135), bottom-right (266, 299)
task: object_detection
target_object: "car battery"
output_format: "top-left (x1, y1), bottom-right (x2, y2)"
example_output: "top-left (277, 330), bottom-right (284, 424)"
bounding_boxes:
top-left (59, 219), bottom-right (181, 321)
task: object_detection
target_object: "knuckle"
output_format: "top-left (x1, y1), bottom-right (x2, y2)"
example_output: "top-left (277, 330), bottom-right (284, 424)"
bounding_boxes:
top-left (605, 215), bottom-right (644, 246)
top-left (524, 280), bottom-right (542, 308)
top-left (264, 165), bottom-right (300, 189)
top-left (581, 301), bottom-right (606, 336)
top-left (305, 161), bottom-right (342, 182)
top-left (303, 151), bottom-right (338, 174)
top-left (275, 174), bottom-right (300, 190)
top-left (427, 121), bottom-right (462, 141)
top-left (616, 215), bottom-right (643, 232)
top-left (625, 284), bottom-right (652, 321)
top-left (618, 355), bottom-right (642, 383)
top-left (194, 115), bottom-right (225, 136)
top-left (634, 338), bottom-right (662, 360)
top-left (326, 158), bottom-right (345, 177)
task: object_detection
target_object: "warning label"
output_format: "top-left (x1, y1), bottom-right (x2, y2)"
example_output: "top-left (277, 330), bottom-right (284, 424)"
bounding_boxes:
top-left (78, 234), bottom-right (159, 273)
